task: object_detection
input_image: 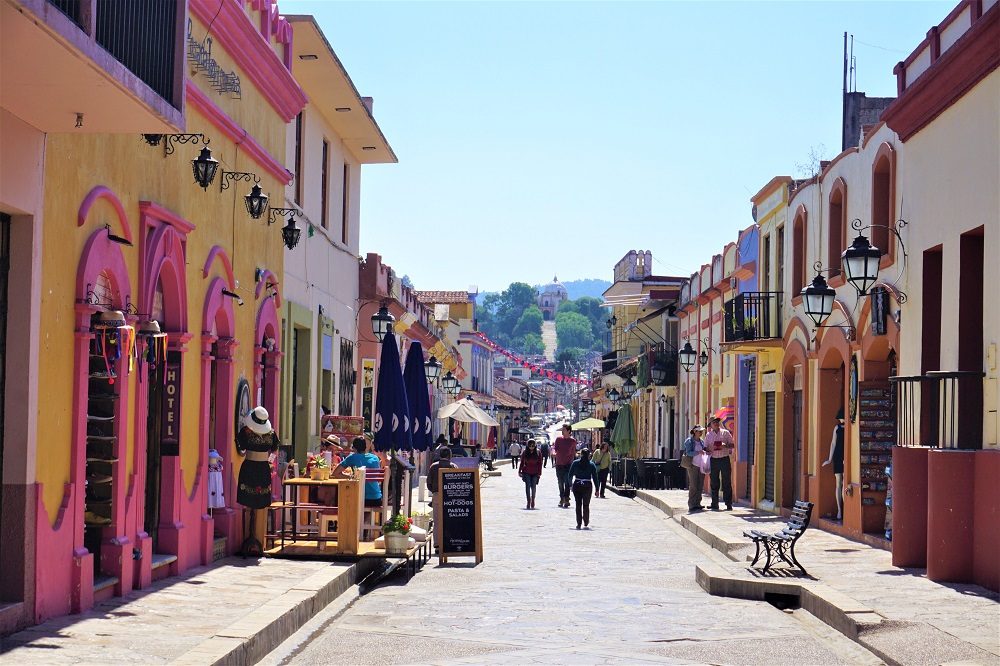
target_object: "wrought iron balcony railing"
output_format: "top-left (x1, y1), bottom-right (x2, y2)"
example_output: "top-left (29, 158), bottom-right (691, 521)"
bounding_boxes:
top-left (724, 292), bottom-right (782, 343)
top-left (48, 0), bottom-right (180, 106)
top-left (890, 371), bottom-right (985, 449)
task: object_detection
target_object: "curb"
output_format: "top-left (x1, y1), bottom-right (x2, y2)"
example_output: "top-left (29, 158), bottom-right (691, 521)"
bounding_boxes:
top-left (634, 490), bottom-right (887, 651)
top-left (173, 559), bottom-right (379, 666)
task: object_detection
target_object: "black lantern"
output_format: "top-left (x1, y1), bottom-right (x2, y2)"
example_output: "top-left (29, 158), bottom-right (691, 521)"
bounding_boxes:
top-left (244, 184), bottom-right (269, 220)
top-left (842, 232), bottom-right (881, 297)
top-left (142, 134), bottom-right (163, 147)
top-left (281, 216), bottom-right (301, 250)
top-left (441, 371), bottom-right (458, 393)
top-left (699, 351), bottom-right (709, 367)
top-left (622, 377), bottom-right (636, 399)
top-left (802, 273), bottom-right (837, 326)
top-left (450, 382), bottom-right (462, 396)
top-left (425, 355), bottom-right (442, 383)
top-left (606, 315), bottom-right (617, 330)
top-left (192, 146), bottom-right (219, 190)
top-left (370, 304), bottom-right (394, 343)
top-left (678, 341), bottom-right (697, 371)
top-left (607, 387), bottom-right (620, 405)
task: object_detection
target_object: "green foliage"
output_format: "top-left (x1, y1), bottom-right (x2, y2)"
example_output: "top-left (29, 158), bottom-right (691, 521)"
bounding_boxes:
top-left (478, 282), bottom-right (536, 349)
top-left (555, 347), bottom-right (584, 374)
top-left (556, 311), bottom-right (595, 350)
top-left (515, 333), bottom-right (546, 356)
top-left (513, 305), bottom-right (543, 338)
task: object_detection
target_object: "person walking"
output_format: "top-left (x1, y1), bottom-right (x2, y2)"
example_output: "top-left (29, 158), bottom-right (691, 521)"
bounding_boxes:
top-left (591, 440), bottom-right (612, 498)
top-left (568, 448), bottom-right (600, 529)
top-left (705, 416), bottom-right (735, 511)
top-left (427, 447), bottom-right (457, 535)
top-left (680, 425), bottom-right (707, 513)
top-left (508, 440), bottom-right (522, 470)
top-left (518, 439), bottom-right (543, 509)
top-left (539, 439), bottom-right (551, 468)
top-left (553, 424), bottom-right (578, 508)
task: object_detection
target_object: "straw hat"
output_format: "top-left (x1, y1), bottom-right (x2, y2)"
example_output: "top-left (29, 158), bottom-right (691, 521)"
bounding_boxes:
top-left (95, 310), bottom-right (126, 329)
top-left (245, 406), bottom-right (272, 435)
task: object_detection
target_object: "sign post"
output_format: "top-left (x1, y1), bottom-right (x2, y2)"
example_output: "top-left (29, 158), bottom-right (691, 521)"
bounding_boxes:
top-left (436, 467), bottom-right (483, 564)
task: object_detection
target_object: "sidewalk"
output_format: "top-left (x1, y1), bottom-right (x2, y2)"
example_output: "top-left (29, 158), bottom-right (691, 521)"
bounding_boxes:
top-left (636, 489), bottom-right (1000, 666)
top-left (0, 556), bottom-right (374, 665)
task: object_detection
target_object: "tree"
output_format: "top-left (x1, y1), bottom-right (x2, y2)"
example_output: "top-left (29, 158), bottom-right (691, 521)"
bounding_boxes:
top-left (514, 333), bottom-right (545, 356)
top-left (479, 282), bottom-right (537, 346)
top-left (513, 305), bottom-right (543, 338)
top-left (556, 311), bottom-right (595, 351)
top-left (555, 347), bottom-right (583, 374)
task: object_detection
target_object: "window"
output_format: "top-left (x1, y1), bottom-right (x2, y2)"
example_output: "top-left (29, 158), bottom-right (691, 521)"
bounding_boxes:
top-left (872, 144), bottom-right (894, 259)
top-left (762, 234), bottom-right (771, 292)
top-left (828, 179), bottom-right (846, 278)
top-left (775, 225), bottom-right (785, 295)
top-left (792, 207), bottom-right (807, 295)
top-left (294, 112), bottom-right (304, 205)
top-left (321, 139), bottom-right (329, 229)
top-left (341, 163), bottom-right (350, 245)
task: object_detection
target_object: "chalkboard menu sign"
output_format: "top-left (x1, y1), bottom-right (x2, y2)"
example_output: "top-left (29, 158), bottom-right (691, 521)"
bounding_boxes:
top-left (436, 468), bottom-right (483, 563)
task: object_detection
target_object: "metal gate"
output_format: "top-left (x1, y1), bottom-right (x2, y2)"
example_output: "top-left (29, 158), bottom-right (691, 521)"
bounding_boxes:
top-left (744, 359), bottom-right (756, 499)
top-left (763, 392), bottom-right (776, 502)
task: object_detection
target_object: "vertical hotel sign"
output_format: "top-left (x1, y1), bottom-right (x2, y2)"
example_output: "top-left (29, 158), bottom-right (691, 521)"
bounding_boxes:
top-left (161, 351), bottom-right (182, 455)
top-left (362, 358), bottom-right (376, 433)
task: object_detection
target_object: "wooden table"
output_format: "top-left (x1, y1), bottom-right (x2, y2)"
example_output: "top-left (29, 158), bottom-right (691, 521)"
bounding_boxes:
top-left (269, 477), bottom-right (364, 555)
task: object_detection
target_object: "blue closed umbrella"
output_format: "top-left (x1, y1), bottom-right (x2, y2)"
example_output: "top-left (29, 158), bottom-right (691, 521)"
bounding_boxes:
top-left (373, 330), bottom-right (412, 452)
top-left (402, 341), bottom-right (433, 451)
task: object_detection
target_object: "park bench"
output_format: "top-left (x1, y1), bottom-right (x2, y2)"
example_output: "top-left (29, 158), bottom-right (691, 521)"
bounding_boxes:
top-left (743, 500), bottom-right (813, 575)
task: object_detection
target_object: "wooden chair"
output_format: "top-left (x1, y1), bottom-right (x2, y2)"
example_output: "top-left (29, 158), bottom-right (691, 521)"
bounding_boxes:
top-left (360, 467), bottom-right (389, 541)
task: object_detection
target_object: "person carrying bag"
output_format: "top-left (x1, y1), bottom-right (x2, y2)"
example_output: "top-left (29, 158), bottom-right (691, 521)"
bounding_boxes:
top-left (680, 425), bottom-right (708, 513)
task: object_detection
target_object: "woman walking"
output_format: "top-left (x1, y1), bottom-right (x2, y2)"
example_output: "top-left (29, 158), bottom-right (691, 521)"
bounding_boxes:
top-left (568, 448), bottom-right (600, 529)
top-left (519, 440), bottom-right (543, 509)
top-left (592, 441), bottom-right (612, 498)
top-left (680, 425), bottom-right (707, 513)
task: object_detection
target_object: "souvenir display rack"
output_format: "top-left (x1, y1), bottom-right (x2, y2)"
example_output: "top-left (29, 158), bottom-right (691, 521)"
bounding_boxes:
top-left (857, 380), bottom-right (894, 535)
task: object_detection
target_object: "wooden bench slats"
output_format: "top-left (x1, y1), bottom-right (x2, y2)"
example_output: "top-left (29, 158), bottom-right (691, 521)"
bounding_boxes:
top-left (744, 501), bottom-right (813, 575)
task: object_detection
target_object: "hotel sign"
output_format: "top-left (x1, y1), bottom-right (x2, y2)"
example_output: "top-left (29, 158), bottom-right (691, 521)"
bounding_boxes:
top-left (161, 351), bottom-right (182, 455)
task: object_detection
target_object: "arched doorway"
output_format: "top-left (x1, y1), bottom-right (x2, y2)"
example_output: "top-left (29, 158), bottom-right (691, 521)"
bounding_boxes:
top-left (815, 328), bottom-right (851, 520)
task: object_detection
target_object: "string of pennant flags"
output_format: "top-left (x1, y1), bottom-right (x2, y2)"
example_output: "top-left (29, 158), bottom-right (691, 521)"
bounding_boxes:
top-left (472, 331), bottom-right (593, 387)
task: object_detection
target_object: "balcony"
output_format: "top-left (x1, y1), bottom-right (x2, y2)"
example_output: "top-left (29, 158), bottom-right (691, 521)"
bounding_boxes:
top-left (1, 0), bottom-right (184, 132)
top-left (724, 292), bottom-right (782, 343)
top-left (890, 371), bottom-right (986, 449)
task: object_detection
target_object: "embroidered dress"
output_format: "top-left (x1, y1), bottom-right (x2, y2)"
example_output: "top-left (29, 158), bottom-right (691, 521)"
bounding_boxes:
top-left (207, 452), bottom-right (226, 509)
top-left (236, 428), bottom-right (278, 509)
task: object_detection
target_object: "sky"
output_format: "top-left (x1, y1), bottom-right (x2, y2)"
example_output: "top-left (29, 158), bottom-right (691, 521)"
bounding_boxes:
top-left (282, 0), bottom-right (952, 293)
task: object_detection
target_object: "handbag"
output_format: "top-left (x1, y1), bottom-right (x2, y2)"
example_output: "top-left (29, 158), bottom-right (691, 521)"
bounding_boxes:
top-left (693, 451), bottom-right (711, 474)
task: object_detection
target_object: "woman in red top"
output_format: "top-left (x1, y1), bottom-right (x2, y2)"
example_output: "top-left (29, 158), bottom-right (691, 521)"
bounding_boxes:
top-left (519, 439), bottom-right (544, 510)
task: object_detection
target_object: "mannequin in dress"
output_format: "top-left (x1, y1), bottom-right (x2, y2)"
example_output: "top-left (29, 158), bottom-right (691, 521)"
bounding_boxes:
top-left (236, 406), bottom-right (279, 555)
top-left (821, 409), bottom-right (846, 521)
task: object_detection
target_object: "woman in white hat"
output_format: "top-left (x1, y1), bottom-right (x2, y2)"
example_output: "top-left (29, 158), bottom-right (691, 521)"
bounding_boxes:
top-left (236, 406), bottom-right (279, 510)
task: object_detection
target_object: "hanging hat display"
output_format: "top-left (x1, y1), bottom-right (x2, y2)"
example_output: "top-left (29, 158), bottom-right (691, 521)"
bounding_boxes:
top-left (94, 310), bottom-right (127, 329)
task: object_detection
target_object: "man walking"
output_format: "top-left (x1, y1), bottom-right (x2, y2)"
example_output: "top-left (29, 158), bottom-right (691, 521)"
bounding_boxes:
top-left (508, 440), bottom-right (522, 470)
top-left (553, 424), bottom-right (578, 508)
top-left (704, 416), bottom-right (735, 511)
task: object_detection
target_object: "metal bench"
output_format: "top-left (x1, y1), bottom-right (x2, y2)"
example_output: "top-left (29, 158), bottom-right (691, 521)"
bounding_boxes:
top-left (743, 500), bottom-right (813, 575)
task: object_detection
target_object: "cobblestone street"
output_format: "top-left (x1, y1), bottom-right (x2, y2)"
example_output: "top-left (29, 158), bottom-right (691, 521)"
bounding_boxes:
top-left (264, 467), bottom-right (879, 665)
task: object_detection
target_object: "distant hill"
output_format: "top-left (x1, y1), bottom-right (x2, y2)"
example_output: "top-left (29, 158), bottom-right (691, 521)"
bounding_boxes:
top-left (557, 279), bottom-right (612, 301)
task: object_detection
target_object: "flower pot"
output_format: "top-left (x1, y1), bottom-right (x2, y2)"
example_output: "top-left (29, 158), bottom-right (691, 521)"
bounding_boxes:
top-left (411, 514), bottom-right (430, 531)
top-left (383, 531), bottom-right (409, 555)
top-left (310, 467), bottom-right (330, 481)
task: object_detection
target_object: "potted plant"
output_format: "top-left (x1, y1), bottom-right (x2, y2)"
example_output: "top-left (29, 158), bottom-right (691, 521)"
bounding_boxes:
top-left (382, 513), bottom-right (413, 555)
top-left (305, 452), bottom-right (330, 480)
top-left (410, 509), bottom-right (431, 531)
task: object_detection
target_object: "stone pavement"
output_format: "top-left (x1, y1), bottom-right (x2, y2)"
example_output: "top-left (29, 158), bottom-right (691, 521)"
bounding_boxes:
top-left (637, 488), bottom-right (1000, 666)
top-left (0, 556), bottom-right (368, 665)
top-left (263, 465), bottom-right (879, 665)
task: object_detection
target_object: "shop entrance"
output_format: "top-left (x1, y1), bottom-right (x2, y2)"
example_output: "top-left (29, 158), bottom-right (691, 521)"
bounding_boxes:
top-left (792, 390), bottom-right (803, 503)
top-left (763, 390), bottom-right (776, 502)
top-left (744, 359), bottom-right (757, 500)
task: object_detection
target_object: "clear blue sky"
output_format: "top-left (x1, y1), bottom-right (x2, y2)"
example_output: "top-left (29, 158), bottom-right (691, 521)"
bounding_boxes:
top-left (282, 1), bottom-right (951, 293)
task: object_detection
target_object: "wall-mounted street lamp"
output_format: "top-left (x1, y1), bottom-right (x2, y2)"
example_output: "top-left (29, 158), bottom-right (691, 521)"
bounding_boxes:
top-left (622, 377), bottom-right (636, 399)
top-left (103, 223), bottom-right (132, 246)
top-left (425, 356), bottom-right (442, 383)
top-left (141, 133), bottom-right (218, 190)
top-left (221, 287), bottom-right (244, 306)
top-left (192, 146), bottom-right (219, 190)
top-left (441, 371), bottom-right (458, 393)
top-left (269, 208), bottom-right (302, 250)
top-left (842, 218), bottom-right (908, 298)
top-left (678, 341), bottom-right (697, 371)
top-left (801, 270), bottom-right (837, 327)
top-left (607, 387), bottom-right (620, 406)
top-left (221, 170), bottom-right (268, 219)
top-left (370, 303), bottom-right (395, 343)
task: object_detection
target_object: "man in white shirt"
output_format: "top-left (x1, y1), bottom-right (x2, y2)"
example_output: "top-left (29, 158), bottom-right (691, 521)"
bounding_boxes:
top-left (508, 440), bottom-right (522, 470)
top-left (704, 416), bottom-right (735, 511)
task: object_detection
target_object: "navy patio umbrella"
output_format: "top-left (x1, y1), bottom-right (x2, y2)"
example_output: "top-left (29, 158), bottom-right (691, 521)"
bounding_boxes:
top-left (373, 329), bottom-right (413, 453)
top-left (402, 341), bottom-right (433, 451)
